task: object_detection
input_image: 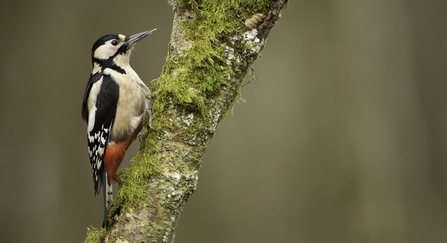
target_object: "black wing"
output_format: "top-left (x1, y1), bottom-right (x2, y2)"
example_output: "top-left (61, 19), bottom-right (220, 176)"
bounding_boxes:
top-left (83, 73), bottom-right (119, 195)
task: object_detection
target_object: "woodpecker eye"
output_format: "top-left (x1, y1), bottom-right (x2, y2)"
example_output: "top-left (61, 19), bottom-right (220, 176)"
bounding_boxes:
top-left (111, 40), bottom-right (119, 46)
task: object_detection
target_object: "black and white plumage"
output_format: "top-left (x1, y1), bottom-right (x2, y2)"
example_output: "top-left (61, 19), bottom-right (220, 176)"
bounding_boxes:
top-left (81, 29), bottom-right (155, 228)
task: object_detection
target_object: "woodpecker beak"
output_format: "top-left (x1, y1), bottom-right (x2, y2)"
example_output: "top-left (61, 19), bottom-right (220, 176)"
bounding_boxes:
top-left (125, 29), bottom-right (156, 47)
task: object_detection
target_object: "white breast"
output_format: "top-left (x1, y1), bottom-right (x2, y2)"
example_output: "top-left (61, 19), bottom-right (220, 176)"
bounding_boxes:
top-left (104, 67), bottom-right (150, 141)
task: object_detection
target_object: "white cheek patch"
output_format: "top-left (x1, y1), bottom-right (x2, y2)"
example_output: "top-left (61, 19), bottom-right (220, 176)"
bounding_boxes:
top-left (94, 39), bottom-right (124, 60)
top-left (94, 44), bottom-right (114, 60)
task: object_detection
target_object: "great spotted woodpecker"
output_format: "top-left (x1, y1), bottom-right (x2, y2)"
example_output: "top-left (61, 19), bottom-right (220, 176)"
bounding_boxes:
top-left (81, 29), bottom-right (155, 227)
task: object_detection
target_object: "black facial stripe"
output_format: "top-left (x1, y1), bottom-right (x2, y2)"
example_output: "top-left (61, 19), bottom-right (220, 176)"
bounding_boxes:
top-left (93, 58), bottom-right (126, 74)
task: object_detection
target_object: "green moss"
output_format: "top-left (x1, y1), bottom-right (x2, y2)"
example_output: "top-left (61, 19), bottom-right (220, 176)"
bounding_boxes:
top-left (153, 0), bottom-right (269, 119)
top-left (84, 226), bottom-right (106, 243)
top-left (113, 133), bottom-right (160, 212)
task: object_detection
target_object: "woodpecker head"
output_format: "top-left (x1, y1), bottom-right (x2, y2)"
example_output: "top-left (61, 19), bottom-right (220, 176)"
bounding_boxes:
top-left (91, 29), bottom-right (156, 69)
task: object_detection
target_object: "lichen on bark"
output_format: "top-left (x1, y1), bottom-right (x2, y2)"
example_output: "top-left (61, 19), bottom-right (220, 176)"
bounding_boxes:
top-left (84, 1), bottom-right (287, 242)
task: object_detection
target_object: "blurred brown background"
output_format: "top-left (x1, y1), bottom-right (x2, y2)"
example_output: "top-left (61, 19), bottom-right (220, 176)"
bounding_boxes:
top-left (1, 1), bottom-right (446, 242)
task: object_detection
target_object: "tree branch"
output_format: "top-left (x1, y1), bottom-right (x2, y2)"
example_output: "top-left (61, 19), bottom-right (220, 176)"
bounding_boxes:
top-left (85, 1), bottom-right (287, 242)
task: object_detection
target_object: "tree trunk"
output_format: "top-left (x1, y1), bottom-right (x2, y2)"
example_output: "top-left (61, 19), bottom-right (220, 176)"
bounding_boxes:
top-left (85, 1), bottom-right (287, 242)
